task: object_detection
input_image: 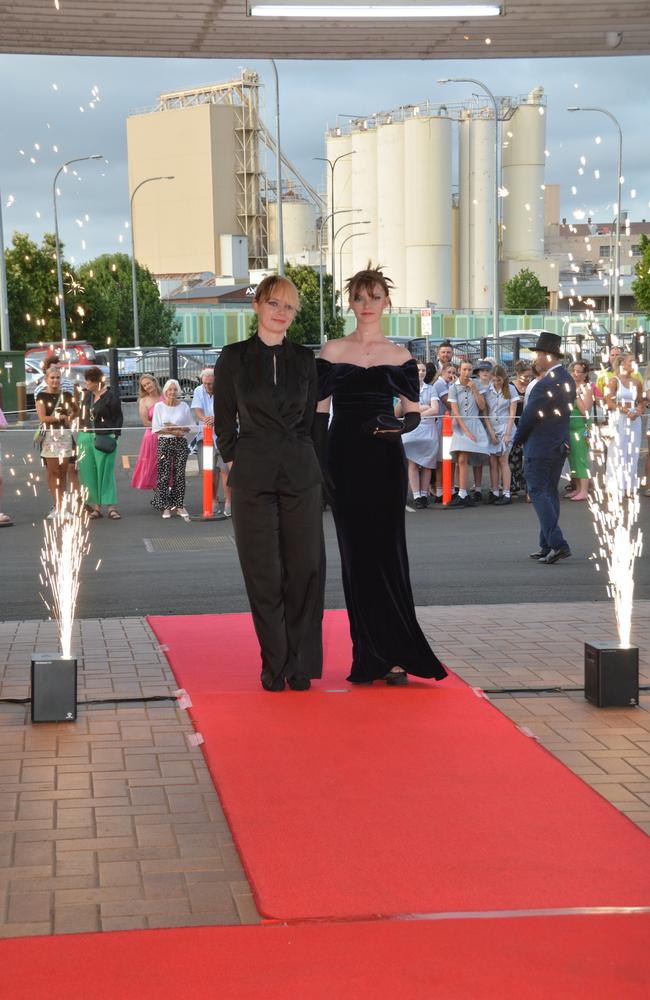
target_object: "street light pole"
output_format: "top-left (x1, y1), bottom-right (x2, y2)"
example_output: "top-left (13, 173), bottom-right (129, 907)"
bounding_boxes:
top-left (315, 151), bottom-right (355, 319)
top-left (269, 60), bottom-right (285, 276)
top-left (439, 77), bottom-right (500, 362)
top-left (567, 106), bottom-right (623, 337)
top-left (0, 187), bottom-right (10, 350)
top-left (317, 208), bottom-right (361, 343)
top-left (339, 231), bottom-right (368, 312)
top-left (334, 218), bottom-right (371, 303)
top-left (52, 154), bottom-right (103, 351)
top-left (130, 175), bottom-right (174, 348)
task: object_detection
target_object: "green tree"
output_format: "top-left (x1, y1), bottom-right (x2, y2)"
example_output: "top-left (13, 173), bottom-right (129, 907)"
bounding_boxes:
top-left (503, 267), bottom-right (548, 315)
top-left (77, 253), bottom-right (179, 348)
top-left (631, 234), bottom-right (650, 315)
top-left (4, 231), bottom-right (84, 350)
top-left (248, 265), bottom-right (345, 344)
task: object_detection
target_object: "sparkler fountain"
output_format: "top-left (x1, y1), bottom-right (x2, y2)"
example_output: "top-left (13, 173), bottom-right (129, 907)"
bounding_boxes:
top-left (32, 490), bottom-right (90, 722)
top-left (583, 370), bottom-right (642, 708)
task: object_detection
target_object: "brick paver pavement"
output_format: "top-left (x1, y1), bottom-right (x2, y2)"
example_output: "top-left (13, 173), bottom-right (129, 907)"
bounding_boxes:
top-left (0, 601), bottom-right (648, 938)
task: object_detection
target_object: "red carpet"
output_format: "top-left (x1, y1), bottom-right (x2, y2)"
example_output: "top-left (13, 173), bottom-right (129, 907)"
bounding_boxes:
top-left (149, 612), bottom-right (650, 922)
top-left (4, 915), bottom-right (650, 999)
top-left (148, 609), bottom-right (467, 692)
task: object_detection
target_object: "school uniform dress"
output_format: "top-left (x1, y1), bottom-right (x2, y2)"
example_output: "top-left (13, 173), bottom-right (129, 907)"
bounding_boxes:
top-left (447, 381), bottom-right (491, 457)
top-left (402, 382), bottom-right (440, 469)
top-left (214, 335), bottom-right (325, 690)
top-left (485, 385), bottom-right (518, 455)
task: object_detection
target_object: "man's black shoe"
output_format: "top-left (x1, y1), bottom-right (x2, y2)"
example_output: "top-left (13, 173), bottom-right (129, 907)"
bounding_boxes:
top-left (287, 676), bottom-right (311, 691)
top-left (261, 675), bottom-right (286, 692)
top-left (529, 549), bottom-right (550, 559)
top-left (539, 547), bottom-right (571, 564)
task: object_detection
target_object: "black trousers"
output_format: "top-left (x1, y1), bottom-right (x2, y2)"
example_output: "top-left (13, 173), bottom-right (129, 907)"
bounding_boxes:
top-left (231, 478), bottom-right (325, 686)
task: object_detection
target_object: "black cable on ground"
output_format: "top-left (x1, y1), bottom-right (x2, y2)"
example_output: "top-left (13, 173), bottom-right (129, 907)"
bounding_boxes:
top-left (0, 695), bottom-right (178, 706)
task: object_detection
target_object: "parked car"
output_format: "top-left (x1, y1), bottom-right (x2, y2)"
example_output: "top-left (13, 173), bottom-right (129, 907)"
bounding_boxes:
top-left (26, 360), bottom-right (110, 408)
top-left (95, 346), bottom-right (220, 400)
top-left (25, 340), bottom-right (98, 367)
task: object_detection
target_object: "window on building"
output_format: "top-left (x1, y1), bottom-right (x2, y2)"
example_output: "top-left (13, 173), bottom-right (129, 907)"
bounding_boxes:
top-left (631, 244), bottom-right (641, 256)
top-left (599, 245), bottom-right (612, 258)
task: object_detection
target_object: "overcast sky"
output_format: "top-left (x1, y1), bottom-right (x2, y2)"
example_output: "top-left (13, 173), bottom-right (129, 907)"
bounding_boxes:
top-left (1, 53), bottom-right (648, 265)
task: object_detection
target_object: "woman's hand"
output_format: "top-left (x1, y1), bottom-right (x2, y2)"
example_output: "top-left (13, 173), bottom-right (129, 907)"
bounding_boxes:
top-left (465, 430), bottom-right (476, 443)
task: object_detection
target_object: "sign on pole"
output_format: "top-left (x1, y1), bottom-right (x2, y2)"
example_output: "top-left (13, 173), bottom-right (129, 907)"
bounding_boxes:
top-left (420, 308), bottom-right (432, 338)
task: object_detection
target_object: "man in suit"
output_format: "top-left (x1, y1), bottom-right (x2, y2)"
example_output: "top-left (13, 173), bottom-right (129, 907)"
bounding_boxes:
top-left (213, 275), bottom-right (325, 692)
top-left (512, 331), bottom-right (576, 565)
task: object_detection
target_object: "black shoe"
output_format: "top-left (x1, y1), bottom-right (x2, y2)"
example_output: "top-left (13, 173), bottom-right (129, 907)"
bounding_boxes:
top-left (462, 495), bottom-right (477, 507)
top-left (384, 669), bottom-right (408, 687)
top-left (446, 495), bottom-right (466, 508)
top-left (472, 490), bottom-right (483, 503)
top-left (414, 496), bottom-right (427, 510)
top-left (538, 547), bottom-right (571, 564)
top-left (433, 495), bottom-right (443, 505)
top-left (287, 676), bottom-right (311, 691)
top-left (493, 495), bottom-right (512, 506)
top-left (261, 675), bottom-right (286, 692)
top-left (529, 549), bottom-right (550, 559)
top-left (486, 492), bottom-right (499, 505)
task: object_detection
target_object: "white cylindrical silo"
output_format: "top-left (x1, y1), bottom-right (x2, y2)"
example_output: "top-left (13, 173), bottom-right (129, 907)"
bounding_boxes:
top-left (350, 125), bottom-right (378, 279)
top-left (268, 198), bottom-right (317, 255)
top-left (403, 114), bottom-right (452, 309)
top-left (376, 119), bottom-right (406, 306)
top-left (458, 112), bottom-right (495, 310)
top-left (501, 99), bottom-right (546, 261)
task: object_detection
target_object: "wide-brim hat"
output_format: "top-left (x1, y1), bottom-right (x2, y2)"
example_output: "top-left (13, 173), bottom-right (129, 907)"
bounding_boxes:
top-left (532, 331), bottom-right (564, 358)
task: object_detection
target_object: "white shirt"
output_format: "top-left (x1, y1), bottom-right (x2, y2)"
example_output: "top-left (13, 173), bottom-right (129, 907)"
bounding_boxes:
top-left (191, 385), bottom-right (217, 446)
top-left (152, 401), bottom-right (195, 439)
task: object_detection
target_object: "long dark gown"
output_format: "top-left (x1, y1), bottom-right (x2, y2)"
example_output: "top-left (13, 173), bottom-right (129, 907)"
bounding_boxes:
top-left (317, 358), bottom-right (447, 684)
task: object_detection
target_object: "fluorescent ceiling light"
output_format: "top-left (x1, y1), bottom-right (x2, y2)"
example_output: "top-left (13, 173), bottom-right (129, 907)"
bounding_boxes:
top-left (249, 4), bottom-right (502, 18)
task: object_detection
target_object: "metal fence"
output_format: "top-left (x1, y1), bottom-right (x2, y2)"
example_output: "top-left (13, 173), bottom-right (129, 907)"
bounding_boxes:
top-left (96, 346), bottom-right (220, 401)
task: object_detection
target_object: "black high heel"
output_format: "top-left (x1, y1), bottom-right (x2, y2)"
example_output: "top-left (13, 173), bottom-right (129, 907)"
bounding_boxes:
top-left (384, 668), bottom-right (408, 687)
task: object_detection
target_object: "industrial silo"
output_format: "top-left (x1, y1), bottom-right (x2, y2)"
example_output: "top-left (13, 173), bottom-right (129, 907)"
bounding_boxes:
top-left (458, 111), bottom-right (495, 310)
top-left (267, 196), bottom-right (318, 256)
top-left (403, 113), bottom-right (452, 309)
top-left (376, 117), bottom-right (406, 305)
top-left (501, 91), bottom-right (546, 261)
top-left (350, 125), bottom-right (379, 280)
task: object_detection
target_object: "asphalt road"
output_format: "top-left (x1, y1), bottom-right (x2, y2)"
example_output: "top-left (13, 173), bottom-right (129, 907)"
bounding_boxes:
top-left (1, 426), bottom-right (648, 620)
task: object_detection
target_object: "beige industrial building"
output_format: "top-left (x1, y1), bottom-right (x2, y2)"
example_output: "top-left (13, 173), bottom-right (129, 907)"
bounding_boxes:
top-left (127, 72), bottom-right (268, 280)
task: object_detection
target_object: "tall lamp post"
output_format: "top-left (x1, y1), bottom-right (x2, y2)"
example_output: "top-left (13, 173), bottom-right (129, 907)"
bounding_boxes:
top-left (334, 218), bottom-right (371, 302)
top-left (315, 151), bottom-right (355, 319)
top-left (52, 154), bottom-right (103, 348)
top-left (269, 60), bottom-right (285, 276)
top-left (0, 187), bottom-right (10, 350)
top-left (318, 208), bottom-right (361, 343)
top-left (339, 231), bottom-right (368, 310)
top-left (568, 106), bottom-right (623, 337)
top-left (439, 77), bottom-right (500, 361)
top-left (130, 175), bottom-right (174, 348)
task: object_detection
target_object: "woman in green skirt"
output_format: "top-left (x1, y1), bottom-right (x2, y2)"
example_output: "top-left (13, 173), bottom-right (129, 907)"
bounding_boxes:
top-left (77, 367), bottom-right (124, 519)
top-left (567, 361), bottom-right (593, 501)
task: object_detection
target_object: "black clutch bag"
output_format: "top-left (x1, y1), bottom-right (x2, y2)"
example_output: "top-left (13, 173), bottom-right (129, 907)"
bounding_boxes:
top-left (374, 414), bottom-right (403, 433)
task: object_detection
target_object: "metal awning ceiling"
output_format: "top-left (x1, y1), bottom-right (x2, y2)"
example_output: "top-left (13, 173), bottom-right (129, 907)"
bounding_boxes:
top-left (0, 1), bottom-right (648, 60)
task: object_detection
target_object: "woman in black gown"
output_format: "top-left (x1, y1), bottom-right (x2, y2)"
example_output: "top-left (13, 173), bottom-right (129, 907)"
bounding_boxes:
top-left (314, 267), bottom-right (447, 686)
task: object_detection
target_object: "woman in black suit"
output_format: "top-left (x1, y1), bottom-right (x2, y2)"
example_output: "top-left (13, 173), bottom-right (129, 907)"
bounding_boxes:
top-left (214, 276), bottom-right (325, 692)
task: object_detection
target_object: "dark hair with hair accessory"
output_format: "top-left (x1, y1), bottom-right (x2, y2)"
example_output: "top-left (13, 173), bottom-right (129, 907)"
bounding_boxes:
top-left (345, 263), bottom-right (394, 300)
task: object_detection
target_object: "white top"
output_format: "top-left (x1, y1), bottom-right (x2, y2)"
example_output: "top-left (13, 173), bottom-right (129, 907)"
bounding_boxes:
top-left (152, 400), bottom-right (195, 439)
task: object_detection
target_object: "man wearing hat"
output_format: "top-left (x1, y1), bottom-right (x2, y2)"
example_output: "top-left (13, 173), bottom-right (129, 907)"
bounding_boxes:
top-left (512, 332), bottom-right (576, 564)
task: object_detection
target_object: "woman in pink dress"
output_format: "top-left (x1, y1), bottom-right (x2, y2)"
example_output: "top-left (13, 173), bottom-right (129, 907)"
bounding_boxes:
top-left (131, 374), bottom-right (162, 490)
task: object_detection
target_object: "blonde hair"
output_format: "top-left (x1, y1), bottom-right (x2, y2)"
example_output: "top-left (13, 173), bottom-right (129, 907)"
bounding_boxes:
top-left (253, 274), bottom-right (300, 311)
top-left (613, 353), bottom-right (634, 375)
top-left (138, 373), bottom-right (161, 399)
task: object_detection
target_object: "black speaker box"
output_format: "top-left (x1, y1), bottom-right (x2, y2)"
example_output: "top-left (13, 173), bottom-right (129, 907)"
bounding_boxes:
top-left (31, 653), bottom-right (77, 722)
top-left (584, 641), bottom-right (638, 708)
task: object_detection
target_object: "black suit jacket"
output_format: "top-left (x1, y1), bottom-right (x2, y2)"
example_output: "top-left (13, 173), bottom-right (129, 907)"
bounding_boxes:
top-left (213, 336), bottom-right (322, 492)
top-left (512, 365), bottom-right (576, 459)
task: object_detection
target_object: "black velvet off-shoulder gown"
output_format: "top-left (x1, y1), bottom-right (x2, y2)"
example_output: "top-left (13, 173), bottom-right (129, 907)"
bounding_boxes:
top-left (317, 358), bottom-right (447, 684)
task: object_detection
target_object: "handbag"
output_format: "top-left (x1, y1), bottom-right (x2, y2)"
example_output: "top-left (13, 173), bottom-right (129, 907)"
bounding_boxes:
top-left (94, 433), bottom-right (117, 454)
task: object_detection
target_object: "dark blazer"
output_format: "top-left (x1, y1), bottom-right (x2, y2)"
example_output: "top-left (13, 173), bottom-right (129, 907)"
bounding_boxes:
top-left (512, 365), bottom-right (576, 459)
top-left (213, 336), bottom-right (322, 492)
